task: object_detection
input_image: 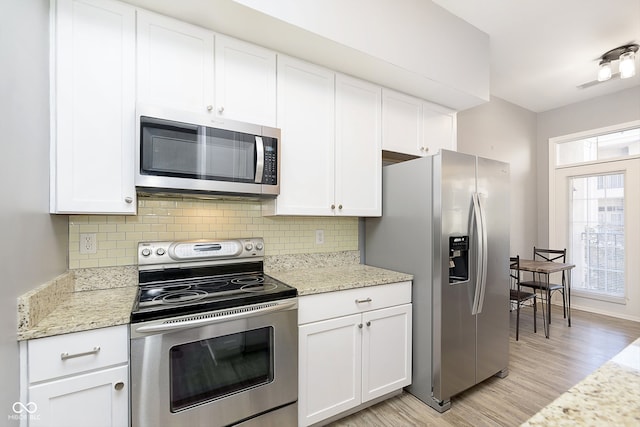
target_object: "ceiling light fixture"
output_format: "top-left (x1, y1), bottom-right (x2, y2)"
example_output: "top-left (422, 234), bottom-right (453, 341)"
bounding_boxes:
top-left (597, 61), bottom-right (612, 82)
top-left (619, 51), bottom-right (636, 78)
top-left (597, 44), bottom-right (639, 82)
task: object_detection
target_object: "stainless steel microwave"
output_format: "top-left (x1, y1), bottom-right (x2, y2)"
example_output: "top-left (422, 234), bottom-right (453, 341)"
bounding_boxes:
top-left (135, 106), bottom-right (280, 198)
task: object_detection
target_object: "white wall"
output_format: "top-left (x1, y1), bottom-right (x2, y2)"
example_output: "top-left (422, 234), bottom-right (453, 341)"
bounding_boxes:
top-left (456, 96), bottom-right (538, 257)
top-left (0, 0), bottom-right (68, 417)
top-left (536, 86), bottom-right (640, 247)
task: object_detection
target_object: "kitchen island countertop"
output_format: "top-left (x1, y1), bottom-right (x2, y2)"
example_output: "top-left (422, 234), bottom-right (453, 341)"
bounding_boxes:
top-left (522, 337), bottom-right (640, 426)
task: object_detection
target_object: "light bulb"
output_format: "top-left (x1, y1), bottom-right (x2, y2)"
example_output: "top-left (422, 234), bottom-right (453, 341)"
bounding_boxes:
top-left (597, 61), bottom-right (612, 81)
top-left (619, 51), bottom-right (636, 79)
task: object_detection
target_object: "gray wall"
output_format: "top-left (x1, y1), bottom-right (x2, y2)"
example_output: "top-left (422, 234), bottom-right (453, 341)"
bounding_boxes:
top-left (536, 86), bottom-right (640, 246)
top-left (456, 96), bottom-right (538, 257)
top-left (0, 0), bottom-right (68, 416)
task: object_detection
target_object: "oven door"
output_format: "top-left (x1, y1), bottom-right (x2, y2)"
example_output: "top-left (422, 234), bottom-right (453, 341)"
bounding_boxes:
top-left (130, 300), bottom-right (297, 427)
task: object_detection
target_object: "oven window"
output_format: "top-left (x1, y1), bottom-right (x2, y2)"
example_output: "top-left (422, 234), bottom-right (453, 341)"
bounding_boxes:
top-left (169, 327), bottom-right (274, 412)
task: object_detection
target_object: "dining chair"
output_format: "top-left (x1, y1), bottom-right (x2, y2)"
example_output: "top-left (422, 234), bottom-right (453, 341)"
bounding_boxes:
top-left (519, 247), bottom-right (567, 325)
top-left (509, 255), bottom-right (537, 341)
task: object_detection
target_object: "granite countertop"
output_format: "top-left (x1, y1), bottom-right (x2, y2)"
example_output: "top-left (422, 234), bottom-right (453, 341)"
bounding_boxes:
top-left (268, 264), bottom-right (413, 296)
top-left (522, 337), bottom-right (640, 426)
top-left (17, 266), bottom-right (138, 341)
top-left (18, 251), bottom-right (412, 340)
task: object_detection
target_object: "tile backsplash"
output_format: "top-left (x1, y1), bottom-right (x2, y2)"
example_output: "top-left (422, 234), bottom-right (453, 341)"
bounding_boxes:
top-left (68, 197), bottom-right (359, 269)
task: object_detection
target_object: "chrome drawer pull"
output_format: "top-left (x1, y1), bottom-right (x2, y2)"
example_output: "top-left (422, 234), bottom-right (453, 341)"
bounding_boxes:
top-left (60, 346), bottom-right (101, 361)
top-left (355, 298), bottom-right (372, 304)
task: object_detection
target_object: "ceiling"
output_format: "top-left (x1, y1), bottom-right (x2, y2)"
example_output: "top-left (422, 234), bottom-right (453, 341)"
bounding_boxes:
top-left (432, 0), bottom-right (640, 113)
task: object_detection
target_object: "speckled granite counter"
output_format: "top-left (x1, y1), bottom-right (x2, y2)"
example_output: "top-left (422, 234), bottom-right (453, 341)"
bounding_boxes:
top-left (17, 267), bottom-right (138, 341)
top-left (18, 251), bottom-right (412, 340)
top-left (522, 337), bottom-right (640, 426)
top-left (267, 264), bottom-right (413, 296)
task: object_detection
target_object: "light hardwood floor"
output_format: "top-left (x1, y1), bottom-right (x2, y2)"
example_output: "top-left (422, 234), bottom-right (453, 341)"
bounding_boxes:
top-left (328, 306), bottom-right (640, 427)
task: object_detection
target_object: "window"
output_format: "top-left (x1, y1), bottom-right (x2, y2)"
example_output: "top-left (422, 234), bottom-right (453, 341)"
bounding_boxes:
top-left (570, 174), bottom-right (625, 299)
top-left (556, 127), bottom-right (640, 166)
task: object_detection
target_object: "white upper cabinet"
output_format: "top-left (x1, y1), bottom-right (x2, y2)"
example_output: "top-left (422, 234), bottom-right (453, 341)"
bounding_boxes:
top-left (264, 58), bottom-right (382, 217)
top-left (136, 10), bottom-right (215, 114)
top-left (382, 88), bottom-right (456, 157)
top-left (50, 0), bottom-right (136, 214)
top-left (382, 89), bottom-right (423, 157)
top-left (137, 12), bottom-right (277, 126)
top-left (214, 35), bottom-right (276, 126)
top-left (422, 100), bottom-right (457, 154)
top-left (265, 55), bottom-right (336, 216)
top-left (335, 74), bottom-right (381, 217)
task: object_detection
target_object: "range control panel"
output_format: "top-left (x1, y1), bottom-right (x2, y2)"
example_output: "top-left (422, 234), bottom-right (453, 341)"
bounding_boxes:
top-left (137, 238), bottom-right (265, 266)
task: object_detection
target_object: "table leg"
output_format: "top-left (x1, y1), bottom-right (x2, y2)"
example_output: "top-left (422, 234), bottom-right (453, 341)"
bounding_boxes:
top-left (567, 269), bottom-right (572, 327)
top-left (542, 274), bottom-right (549, 338)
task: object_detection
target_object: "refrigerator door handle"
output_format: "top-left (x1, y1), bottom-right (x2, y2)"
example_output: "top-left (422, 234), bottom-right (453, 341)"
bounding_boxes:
top-left (476, 193), bottom-right (488, 314)
top-left (471, 192), bottom-right (484, 315)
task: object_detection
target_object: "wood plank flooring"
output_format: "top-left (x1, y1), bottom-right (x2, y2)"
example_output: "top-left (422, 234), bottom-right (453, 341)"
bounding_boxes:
top-left (327, 306), bottom-right (640, 427)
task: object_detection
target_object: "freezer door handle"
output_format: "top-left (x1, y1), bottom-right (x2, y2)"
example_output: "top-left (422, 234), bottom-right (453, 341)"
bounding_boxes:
top-left (471, 192), bottom-right (487, 315)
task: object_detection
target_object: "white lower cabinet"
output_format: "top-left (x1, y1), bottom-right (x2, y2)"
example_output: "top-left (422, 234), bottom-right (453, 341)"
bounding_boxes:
top-left (26, 325), bottom-right (129, 427)
top-left (298, 282), bottom-right (412, 426)
top-left (28, 365), bottom-right (128, 427)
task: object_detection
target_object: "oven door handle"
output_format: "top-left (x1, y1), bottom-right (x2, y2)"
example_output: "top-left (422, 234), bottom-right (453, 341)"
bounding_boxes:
top-left (134, 300), bottom-right (297, 334)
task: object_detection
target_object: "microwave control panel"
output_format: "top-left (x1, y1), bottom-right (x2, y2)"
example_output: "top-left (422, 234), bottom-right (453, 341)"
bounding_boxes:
top-left (262, 138), bottom-right (278, 185)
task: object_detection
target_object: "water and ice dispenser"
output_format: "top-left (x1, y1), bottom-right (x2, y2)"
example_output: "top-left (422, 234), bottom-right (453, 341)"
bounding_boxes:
top-left (449, 236), bottom-right (469, 284)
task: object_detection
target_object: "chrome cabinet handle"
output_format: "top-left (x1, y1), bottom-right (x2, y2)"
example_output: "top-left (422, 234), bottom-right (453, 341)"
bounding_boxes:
top-left (124, 197), bottom-right (133, 204)
top-left (218, 106), bottom-right (225, 113)
top-left (358, 323), bottom-right (363, 329)
top-left (355, 298), bottom-right (372, 304)
top-left (206, 105), bottom-right (213, 111)
top-left (114, 382), bottom-right (125, 391)
top-left (61, 346), bottom-right (100, 360)
top-left (331, 204), bottom-right (336, 209)
top-left (366, 321), bottom-right (371, 327)
top-left (338, 204), bottom-right (343, 210)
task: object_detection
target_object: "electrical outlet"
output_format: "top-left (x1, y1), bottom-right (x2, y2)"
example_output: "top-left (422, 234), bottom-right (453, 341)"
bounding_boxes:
top-left (80, 233), bottom-right (97, 254)
top-left (315, 229), bottom-right (325, 245)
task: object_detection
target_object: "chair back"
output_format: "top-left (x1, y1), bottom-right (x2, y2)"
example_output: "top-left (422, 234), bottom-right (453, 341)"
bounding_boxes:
top-left (509, 255), bottom-right (520, 290)
top-left (532, 247), bottom-right (567, 283)
top-left (532, 247), bottom-right (566, 263)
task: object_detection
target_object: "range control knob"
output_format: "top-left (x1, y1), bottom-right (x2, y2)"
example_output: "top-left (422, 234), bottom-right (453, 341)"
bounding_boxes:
top-left (141, 248), bottom-right (151, 257)
top-left (244, 242), bottom-right (254, 251)
top-left (255, 242), bottom-right (264, 251)
top-left (156, 248), bottom-right (166, 256)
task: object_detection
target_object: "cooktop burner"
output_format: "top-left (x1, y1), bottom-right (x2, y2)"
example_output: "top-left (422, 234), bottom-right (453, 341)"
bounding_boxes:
top-left (131, 238), bottom-right (297, 323)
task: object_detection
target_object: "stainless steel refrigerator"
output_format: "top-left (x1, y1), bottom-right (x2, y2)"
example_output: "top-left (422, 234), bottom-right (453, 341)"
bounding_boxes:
top-left (365, 149), bottom-right (509, 412)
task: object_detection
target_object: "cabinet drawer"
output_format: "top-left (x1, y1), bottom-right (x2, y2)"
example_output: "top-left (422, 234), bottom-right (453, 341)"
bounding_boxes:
top-left (298, 281), bottom-right (411, 325)
top-left (28, 325), bottom-right (128, 383)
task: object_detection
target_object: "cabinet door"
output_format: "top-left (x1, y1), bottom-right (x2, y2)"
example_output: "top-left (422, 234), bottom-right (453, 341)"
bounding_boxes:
top-left (362, 304), bottom-right (412, 402)
top-left (270, 55), bottom-right (335, 216)
top-left (422, 101), bottom-right (457, 154)
top-left (381, 89), bottom-right (423, 157)
top-left (137, 10), bottom-right (214, 114)
top-left (51, 0), bottom-right (136, 214)
top-left (298, 314), bottom-right (362, 426)
top-left (335, 74), bottom-right (382, 217)
top-left (29, 365), bottom-right (128, 427)
top-left (214, 35), bottom-right (276, 127)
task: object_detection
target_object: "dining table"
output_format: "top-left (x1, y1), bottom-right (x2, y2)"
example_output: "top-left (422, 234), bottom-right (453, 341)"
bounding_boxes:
top-left (516, 259), bottom-right (575, 338)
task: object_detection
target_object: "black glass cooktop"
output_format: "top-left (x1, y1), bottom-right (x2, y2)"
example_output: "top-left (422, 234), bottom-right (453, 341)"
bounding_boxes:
top-left (131, 262), bottom-right (297, 323)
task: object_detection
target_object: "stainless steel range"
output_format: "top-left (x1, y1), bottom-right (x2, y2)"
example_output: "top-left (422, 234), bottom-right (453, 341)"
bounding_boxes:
top-left (130, 238), bottom-right (298, 427)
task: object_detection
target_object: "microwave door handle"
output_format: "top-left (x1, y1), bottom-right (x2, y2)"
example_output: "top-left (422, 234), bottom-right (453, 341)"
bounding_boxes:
top-left (255, 136), bottom-right (264, 184)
